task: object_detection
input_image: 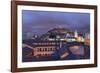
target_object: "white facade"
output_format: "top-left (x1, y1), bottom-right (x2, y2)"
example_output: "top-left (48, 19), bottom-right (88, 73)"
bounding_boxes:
top-left (74, 30), bottom-right (78, 38)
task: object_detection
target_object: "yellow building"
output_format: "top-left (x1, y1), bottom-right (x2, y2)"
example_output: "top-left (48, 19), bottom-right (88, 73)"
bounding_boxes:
top-left (76, 36), bottom-right (84, 42)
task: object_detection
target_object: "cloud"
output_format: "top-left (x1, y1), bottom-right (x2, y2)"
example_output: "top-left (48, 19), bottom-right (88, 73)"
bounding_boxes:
top-left (22, 10), bottom-right (90, 37)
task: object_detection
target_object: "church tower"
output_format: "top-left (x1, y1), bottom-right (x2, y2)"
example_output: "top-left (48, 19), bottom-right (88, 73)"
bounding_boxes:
top-left (74, 30), bottom-right (78, 38)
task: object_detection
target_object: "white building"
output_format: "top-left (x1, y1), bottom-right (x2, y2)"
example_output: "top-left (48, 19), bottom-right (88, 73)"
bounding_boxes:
top-left (74, 30), bottom-right (78, 38)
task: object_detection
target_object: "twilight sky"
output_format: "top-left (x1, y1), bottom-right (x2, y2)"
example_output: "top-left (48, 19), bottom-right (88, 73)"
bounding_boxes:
top-left (22, 10), bottom-right (90, 39)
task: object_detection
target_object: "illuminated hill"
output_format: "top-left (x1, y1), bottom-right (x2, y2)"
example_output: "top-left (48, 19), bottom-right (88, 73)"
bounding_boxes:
top-left (40, 28), bottom-right (74, 41)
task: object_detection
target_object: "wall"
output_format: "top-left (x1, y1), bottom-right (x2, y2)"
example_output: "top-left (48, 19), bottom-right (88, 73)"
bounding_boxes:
top-left (0, 0), bottom-right (99, 73)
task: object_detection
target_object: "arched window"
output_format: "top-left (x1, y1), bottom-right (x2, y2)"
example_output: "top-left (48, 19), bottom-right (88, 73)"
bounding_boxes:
top-left (42, 48), bottom-right (44, 51)
top-left (50, 48), bottom-right (52, 51)
top-left (40, 48), bottom-right (41, 51)
top-left (45, 48), bottom-right (47, 51)
top-left (48, 48), bottom-right (50, 51)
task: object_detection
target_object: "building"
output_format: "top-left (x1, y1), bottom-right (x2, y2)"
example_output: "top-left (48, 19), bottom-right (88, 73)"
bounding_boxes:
top-left (23, 28), bottom-right (86, 58)
top-left (32, 41), bottom-right (66, 58)
top-left (33, 45), bottom-right (56, 57)
top-left (39, 28), bottom-right (85, 42)
top-left (84, 33), bottom-right (90, 45)
top-left (40, 28), bottom-right (75, 41)
top-left (74, 30), bottom-right (78, 38)
top-left (31, 28), bottom-right (85, 58)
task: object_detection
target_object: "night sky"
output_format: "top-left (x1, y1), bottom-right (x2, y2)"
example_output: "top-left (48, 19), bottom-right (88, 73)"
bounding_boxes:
top-left (22, 10), bottom-right (90, 39)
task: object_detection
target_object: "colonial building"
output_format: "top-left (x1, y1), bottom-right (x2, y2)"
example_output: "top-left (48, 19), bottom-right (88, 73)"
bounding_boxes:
top-left (33, 45), bottom-right (56, 57)
top-left (32, 41), bottom-right (66, 58)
